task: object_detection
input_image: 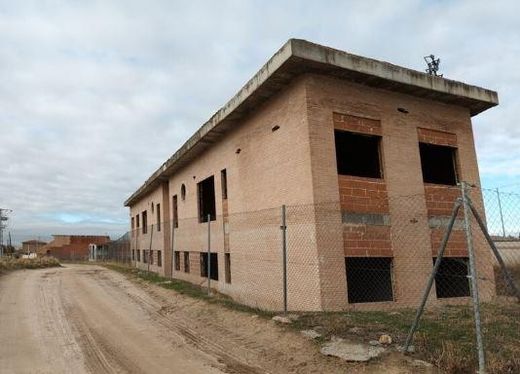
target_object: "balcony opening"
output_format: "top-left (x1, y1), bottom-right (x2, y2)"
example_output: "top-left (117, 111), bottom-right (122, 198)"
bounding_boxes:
top-left (221, 169), bottom-right (228, 200)
top-left (198, 176), bottom-right (216, 222)
top-left (142, 211), bottom-right (148, 234)
top-left (172, 195), bottom-right (178, 228)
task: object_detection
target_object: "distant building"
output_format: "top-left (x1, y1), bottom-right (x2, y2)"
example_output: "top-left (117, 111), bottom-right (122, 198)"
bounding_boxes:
top-left (40, 235), bottom-right (110, 261)
top-left (21, 240), bottom-right (47, 254)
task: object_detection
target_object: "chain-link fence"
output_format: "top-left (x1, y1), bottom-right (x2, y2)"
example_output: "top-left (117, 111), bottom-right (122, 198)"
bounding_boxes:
top-left (104, 182), bottom-right (519, 372)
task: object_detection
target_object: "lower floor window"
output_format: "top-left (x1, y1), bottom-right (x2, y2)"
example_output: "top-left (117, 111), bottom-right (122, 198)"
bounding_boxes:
top-left (200, 252), bottom-right (218, 281)
top-left (434, 257), bottom-right (470, 298)
top-left (184, 252), bottom-right (190, 273)
top-left (150, 250), bottom-right (154, 265)
top-left (345, 257), bottom-right (394, 303)
top-left (225, 253), bottom-right (231, 284)
top-left (157, 250), bottom-right (162, 267)
top-left (174, 251), bottom-right (180, 271)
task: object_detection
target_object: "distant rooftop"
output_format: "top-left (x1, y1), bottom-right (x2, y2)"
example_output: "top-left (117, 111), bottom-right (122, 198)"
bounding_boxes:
top-left (125, 39), bottom-right (498, 207)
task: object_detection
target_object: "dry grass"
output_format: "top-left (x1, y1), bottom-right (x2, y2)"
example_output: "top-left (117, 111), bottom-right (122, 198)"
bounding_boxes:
top-left (0, 256), bottom-right (61, 272)
top-left (291, 303), bottom-right (520, 374)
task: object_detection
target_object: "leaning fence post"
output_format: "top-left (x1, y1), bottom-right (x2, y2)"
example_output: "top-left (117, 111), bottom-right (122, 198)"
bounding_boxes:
top-left (467, 199), bottom-right (520, 302)
top-left (404, 199), bottom-right (462, 352)
top-left (461, 182), bottom-right (486, 373)
top-left (281, 205), bottom-right (288, 314)
top-left (207, 214), bottom-right (212, 296)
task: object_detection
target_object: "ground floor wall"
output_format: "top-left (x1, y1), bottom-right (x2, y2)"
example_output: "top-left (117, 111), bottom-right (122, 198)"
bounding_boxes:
top-left (129, 198), bottom-right (497, 312)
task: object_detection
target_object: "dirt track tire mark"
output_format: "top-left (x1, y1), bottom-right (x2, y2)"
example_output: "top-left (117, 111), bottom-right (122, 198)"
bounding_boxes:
top-left (64, 265), bottom-right (224, 374)
top-left (97, 278), bottom-right (265, 374)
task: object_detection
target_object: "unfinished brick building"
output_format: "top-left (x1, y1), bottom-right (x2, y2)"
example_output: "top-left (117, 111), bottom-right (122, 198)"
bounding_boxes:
top-left (125, 39), bottom-right (498, 311)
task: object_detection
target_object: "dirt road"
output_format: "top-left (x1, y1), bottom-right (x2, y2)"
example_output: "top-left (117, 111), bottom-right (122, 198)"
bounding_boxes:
top-left (0, 265), bottom-right (421, 373)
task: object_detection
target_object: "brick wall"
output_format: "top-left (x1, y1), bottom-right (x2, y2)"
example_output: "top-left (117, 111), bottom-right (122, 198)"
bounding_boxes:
top-left (333, 112), bottom-right (382, 136)
top-left (339, 175), bottom-right (389, 214)
top-left (417, 127), bottom-right (457, 147)
top-left (424, 184), bottom-right (461, 217)
top-left (344, 225), bottom-right (392, 257)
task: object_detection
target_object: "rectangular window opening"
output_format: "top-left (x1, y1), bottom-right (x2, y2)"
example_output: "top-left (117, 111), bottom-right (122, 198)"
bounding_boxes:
top-left (198, 176), bottom-right (216, 222)
top-left (434, 257), bottom-right (470, 298)
top-left (334, 130), bottom-right (382, 178)
top-left (221, 169), bottom-right (228, 200)
top-left (345, 257), bottom-right (394, 303)
top-left (157, 250), bottom-right (162, 267)
top-left (225, 253), bottom-right (231, 284)
top-left (143, 250), bottom-right (148, 264)
top-left (174, 251), bottom-right (180, 271)
top-left (184, 251), bottom-right (190, 273)
top-left (156, 203), bottom-right (161, 232)
top-left (150, 250), bottom-right (154, 265)
top-left (200, 252), bottom-right (218, 281)
top-left (137, 249), bottom-right (140, 262)
top-left (419, 143), bottom-right (458, 185)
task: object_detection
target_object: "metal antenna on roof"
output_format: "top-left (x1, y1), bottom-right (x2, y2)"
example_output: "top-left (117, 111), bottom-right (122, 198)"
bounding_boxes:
top-left (424, 54), bottom-right (442, 77)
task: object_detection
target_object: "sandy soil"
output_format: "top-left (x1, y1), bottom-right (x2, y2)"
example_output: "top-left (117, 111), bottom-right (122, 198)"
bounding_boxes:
top-left (0, 265), bottom-right (431, 373)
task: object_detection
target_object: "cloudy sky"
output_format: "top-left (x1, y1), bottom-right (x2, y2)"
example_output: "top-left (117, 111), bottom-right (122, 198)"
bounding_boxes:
top-left (1, 0), bottom-right (519, 243)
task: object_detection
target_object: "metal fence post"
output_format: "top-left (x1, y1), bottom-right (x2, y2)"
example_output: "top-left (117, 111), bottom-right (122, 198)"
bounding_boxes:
top-left (404, 199), bottom-right (462, 352)
top-left (461, 182), bottom-right (486, 373)
top-left (281, 205), bottom-right (287, 314)
top-left (207, 214), bottom-right (211, 296)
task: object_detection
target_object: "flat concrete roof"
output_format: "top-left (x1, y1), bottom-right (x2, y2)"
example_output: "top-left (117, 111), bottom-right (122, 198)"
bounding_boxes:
top-left (124, 39), bottom-right (498, 207)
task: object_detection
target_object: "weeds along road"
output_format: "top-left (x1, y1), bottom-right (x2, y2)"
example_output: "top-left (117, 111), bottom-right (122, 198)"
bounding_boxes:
top-left (0, 264), bottom-right (360, 374)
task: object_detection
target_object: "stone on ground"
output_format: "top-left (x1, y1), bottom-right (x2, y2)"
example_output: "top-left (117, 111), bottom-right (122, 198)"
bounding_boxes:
top-left (272, 315), bottom-right (292, 324)
top-left (301, 330), bottom-right (322, 339)
top-left (320, 337), bottom-right (385, 362)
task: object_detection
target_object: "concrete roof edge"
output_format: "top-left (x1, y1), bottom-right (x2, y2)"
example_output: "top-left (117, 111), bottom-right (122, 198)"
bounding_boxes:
top-left (124, 38), bottom-right (499, 207)
top-left (124, 39), bottom-right (295, 207)
top-left (290, 39), bottom-right (498, 107)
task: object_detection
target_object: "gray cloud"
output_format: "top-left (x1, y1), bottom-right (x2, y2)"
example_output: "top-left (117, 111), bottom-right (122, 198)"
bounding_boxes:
top-left (0, 0), bottom-right (518, 243)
